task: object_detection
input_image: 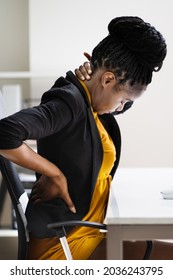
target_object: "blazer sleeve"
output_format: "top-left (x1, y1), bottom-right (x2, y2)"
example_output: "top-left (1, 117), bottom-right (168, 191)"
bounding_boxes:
top-left (0, 92), bottom-right (78, 149)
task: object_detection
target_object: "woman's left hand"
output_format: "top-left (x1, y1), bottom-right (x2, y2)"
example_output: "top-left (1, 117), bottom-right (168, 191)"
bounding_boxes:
top-left (75, 52), bottom-right (92, 80)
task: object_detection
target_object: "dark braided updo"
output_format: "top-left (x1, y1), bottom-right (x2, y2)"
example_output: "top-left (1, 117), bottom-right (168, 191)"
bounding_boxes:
top-left (91, 16), bottom-right (167, 87)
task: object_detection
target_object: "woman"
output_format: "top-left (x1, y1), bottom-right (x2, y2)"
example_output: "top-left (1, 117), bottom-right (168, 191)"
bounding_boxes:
top-left (0, 16), bottom-right (167, 259)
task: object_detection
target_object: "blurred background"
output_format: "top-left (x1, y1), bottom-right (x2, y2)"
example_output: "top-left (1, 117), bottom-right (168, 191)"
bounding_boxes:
top-left (0, 0), bottom-right (172, 167)
top-left (0, 0), bottom-right (172, 258)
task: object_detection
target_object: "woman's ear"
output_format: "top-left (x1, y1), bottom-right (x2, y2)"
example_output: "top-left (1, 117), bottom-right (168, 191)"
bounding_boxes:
top-left (101, 72), bottom-right (116, 88)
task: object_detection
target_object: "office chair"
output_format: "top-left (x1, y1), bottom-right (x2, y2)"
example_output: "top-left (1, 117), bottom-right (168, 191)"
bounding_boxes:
top-left (0, 155), bottom-right (107, 260)
top-left (48, 220), bottom-right (107, 259)
top-left (47, 222), bottom-right (153, 260)
top-left (0, 176), bottom-right (7, 224)
top-left (0, 155), bottom-right (153, 260)
top-left (0, 155), bottom-right (29, 260)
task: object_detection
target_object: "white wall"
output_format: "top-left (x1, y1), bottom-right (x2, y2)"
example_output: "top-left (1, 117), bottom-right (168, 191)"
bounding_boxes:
top-left (0, 0), bottom-right (29, 71)
top-left (29, 0), bottom-right (173, 167)
top-left (0, 0), bottom-right (30, 102)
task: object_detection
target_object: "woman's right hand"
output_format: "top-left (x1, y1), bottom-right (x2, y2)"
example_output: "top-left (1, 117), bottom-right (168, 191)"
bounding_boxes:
top-left (31, 173), bottom-right (76, 213)
top-left (0, 143), bottom-right (76, 213)
top-left (75, 52), bottom-right (93, 81)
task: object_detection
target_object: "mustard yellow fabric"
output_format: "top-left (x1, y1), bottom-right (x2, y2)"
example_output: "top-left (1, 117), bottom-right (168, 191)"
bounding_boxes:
top-left (27, 82), bottom-right (116, 260)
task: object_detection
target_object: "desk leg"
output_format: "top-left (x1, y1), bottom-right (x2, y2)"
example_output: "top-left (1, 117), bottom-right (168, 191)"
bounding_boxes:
top-left (107, 225), bottom-right (123, 260)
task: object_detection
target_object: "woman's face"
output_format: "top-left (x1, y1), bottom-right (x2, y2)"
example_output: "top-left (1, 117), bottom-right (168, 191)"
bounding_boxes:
top-left (89, 71), bottom-right (145, 115)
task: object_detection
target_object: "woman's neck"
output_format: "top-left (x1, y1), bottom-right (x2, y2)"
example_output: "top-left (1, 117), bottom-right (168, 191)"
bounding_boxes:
top-left (84, 69), bottom-right (103, 93)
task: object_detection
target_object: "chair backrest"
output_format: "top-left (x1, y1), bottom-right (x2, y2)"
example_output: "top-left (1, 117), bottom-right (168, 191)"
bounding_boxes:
top-left (0, 155), bottom-right (29, 259)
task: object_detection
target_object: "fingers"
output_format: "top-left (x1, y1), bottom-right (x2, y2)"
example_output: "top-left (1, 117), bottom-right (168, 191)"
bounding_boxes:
top-left (31, 180), bottom-right (76, 213)
top-left (31, 187), bottom-right (42, 203)
top-left (75, 62), bottom-right (92, 81)
top-left (31, 196), bottom-right (42, 204)
top-left (59, 190), bottom-right (76, 213)
top-left (31, 183), bottom-right (48, 203)
top-left (83, 62), bottom-right (92, 75)
top-left (83, 52), bottom-right (91, 61)
top-left (31, 191), bottom-right (76, 213)
top-left (74, 52), bottom-right (92, 81)
top-left (75, 69), bottom-right (85, 81)
top-left (74, 68), bottom-right (90, 81)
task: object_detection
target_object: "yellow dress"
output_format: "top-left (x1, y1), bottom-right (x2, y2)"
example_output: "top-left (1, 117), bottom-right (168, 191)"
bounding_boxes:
top-left (27, 82), bottom-right (116, 260)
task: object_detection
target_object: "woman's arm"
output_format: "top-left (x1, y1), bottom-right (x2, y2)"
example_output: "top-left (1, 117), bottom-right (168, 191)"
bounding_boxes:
top-left (0, 142), bottom-right (61, 177)
top-left (0, 143), bottom-right (76, 213)
top-left (0, 97), bottom-right (77, 213)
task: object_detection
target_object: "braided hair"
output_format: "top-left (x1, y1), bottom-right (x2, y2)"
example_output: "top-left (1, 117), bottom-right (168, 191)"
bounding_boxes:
top-left (91, 16), bottom-right (167, 87)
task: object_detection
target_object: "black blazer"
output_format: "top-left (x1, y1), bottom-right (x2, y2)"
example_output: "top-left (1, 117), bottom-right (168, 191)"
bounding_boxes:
top-left (26, 71), bottom-right (121, 238)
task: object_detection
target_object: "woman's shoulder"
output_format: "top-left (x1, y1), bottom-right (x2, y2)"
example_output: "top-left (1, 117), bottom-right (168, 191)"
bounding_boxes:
top-left (40, 75), bottom-right (86, 118)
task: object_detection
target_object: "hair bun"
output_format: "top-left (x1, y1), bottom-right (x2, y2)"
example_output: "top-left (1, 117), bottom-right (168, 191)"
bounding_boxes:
top-left (108, 16), bottom-right (144, 40)
top-left (108, 16), bottom-right (167, 71)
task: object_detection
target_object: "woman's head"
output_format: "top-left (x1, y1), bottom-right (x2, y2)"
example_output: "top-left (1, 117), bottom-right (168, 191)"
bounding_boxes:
top-left (91, 16), bottom-right (167, 87)
top-left (87, 16), bottom-right (167, 114)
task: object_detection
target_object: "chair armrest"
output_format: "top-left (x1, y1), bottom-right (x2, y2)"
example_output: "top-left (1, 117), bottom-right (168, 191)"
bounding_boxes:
top-left (47, 220), bottom-right (107, 237)
top-left (47, 220), bottom-right (106, 230)
top-left (47, 221), bottom-right (153, 260)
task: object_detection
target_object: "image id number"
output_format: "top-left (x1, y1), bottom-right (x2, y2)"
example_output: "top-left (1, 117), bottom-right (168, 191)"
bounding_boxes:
top-left (103, 266), bottom-right (163, 276)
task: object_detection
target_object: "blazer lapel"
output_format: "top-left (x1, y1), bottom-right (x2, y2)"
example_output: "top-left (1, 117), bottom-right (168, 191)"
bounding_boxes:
top-left (66, 71), bottom-right (103, 195)
top-left (87, 108), bottom-right (103, 194)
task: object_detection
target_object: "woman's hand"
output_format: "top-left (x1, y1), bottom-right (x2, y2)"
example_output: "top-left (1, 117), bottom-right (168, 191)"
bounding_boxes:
top-left (75, 52), bottom-right (93, 81)
top-left (1, 143), bottom-right (77, 213)
top-left (31, 173), bottom-right (76, 213)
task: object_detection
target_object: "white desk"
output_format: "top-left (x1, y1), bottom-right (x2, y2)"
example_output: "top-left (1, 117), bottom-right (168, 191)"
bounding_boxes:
top-left (105, 168), bottom-right (173, 259)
